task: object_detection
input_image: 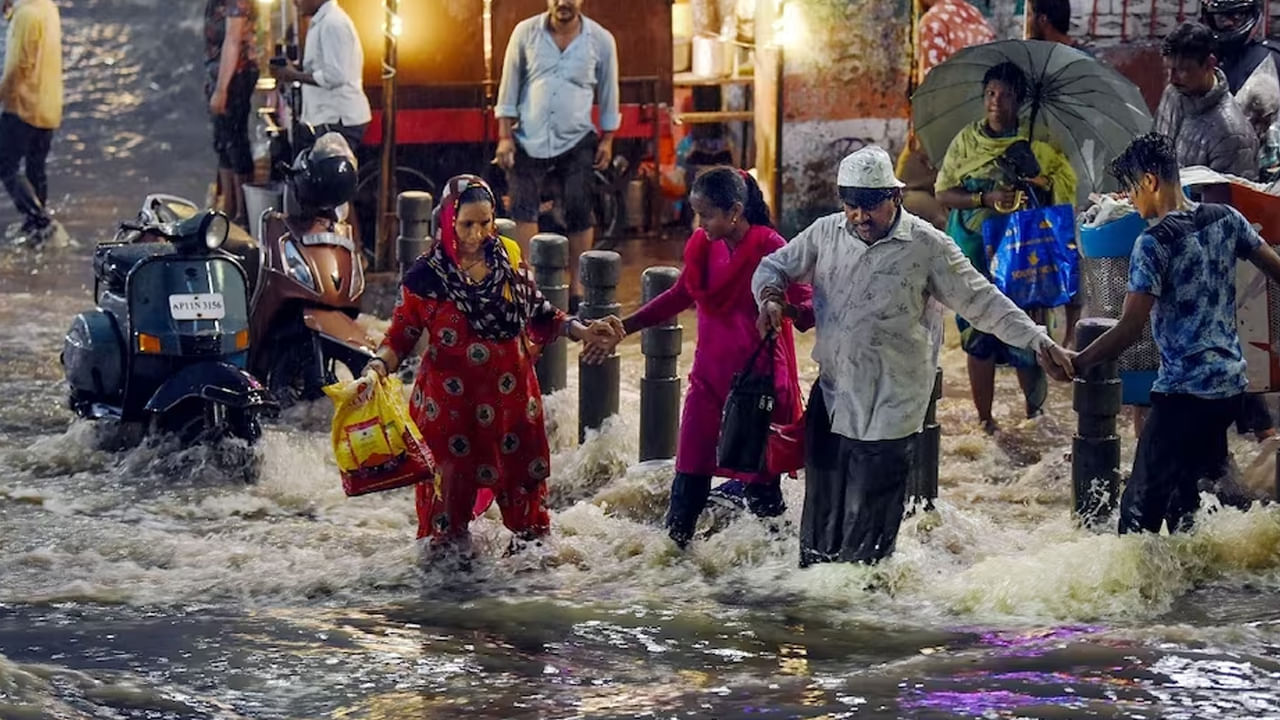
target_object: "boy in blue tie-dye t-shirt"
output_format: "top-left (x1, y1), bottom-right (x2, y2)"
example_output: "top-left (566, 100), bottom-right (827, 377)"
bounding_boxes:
top-left (1074, 133), bottom-right (1280, 535)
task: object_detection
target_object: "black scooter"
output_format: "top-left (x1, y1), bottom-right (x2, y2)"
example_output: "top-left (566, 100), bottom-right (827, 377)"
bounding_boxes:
top-left (62, 197), bottom-right (276, 443)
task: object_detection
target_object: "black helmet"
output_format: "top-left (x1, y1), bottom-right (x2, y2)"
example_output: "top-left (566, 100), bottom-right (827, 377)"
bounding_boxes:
top-left (1201, 0), bottom-right (1262, 53)
top-left (288, 132), bottom-right (357, 210)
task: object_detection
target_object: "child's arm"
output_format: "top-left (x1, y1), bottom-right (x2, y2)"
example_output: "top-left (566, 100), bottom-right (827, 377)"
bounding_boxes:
top-left (1073, 292), bottom-right (1155, 370)
top-left (1248, 244), bottom-right (1280, 286)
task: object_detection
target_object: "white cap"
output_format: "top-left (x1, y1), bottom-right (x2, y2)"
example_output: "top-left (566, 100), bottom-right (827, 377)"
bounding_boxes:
top-left (837, 146), bottom-right (905, 189)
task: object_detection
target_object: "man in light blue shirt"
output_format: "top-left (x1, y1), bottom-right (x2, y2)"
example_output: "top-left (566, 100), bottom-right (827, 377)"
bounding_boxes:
top-left (494, 0), bottom-right (620, 302)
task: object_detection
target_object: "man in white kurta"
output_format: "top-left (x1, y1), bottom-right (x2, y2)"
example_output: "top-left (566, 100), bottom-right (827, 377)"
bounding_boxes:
top-left (752, 146), bottom-right (1073, 566)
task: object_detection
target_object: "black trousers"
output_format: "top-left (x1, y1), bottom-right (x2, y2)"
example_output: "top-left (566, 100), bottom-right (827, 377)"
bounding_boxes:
top-left (1120, 392), bottom-right (1242, 534)
top-left (800, 384), bottom-right (917, 567)
top-left (0, 112), bottom-right (53, 225)
top-left (666, 474), bottom-right (784, 542)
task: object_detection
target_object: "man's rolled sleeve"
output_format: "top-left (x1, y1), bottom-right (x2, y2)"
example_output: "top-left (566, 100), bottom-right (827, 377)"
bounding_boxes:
top-left (494, 23), bottom-right (526, 119)
top-left (311, 23), bottom-right (354, 90)
top-left (595, 32), bottom-right (621, 133)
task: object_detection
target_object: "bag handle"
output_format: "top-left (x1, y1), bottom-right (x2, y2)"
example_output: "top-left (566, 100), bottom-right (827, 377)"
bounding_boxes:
top-left (733, 331), bottom-right (777, 387)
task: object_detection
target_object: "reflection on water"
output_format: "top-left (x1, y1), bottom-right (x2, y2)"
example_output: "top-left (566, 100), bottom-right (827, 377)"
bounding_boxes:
top-left (1, 0), bottom-right (1279, 717)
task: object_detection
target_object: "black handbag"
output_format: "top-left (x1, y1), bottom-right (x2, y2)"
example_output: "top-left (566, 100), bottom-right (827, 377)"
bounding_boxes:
top-left (715, 334), bottom-right (776, 473)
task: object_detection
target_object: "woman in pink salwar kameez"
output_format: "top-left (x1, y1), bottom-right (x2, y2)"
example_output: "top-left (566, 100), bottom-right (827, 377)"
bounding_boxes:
top-left (617, 168), bottom-right (812, 547)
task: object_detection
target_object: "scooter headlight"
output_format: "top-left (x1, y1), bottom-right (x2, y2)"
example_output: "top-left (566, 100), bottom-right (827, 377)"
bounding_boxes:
top-left (203, 212), bottom-right (229, 250)
top-left (282, 239), bottom-right (319, 292)
top-left (171, 210), bottom-right (229, 253)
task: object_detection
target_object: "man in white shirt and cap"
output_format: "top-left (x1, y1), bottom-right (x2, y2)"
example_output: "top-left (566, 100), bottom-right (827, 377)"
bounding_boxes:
top-left (753, 146), bottom-right (1075, 567)
top-left (271, 0), bottom-right (372, 152)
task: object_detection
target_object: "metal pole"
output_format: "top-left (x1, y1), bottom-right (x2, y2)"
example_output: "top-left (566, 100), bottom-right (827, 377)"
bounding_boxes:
top-left (908, 367), bottom-right (942, 512)
top-left (530, 234), bottom-right (569, 393)
top-left (578, 250), bottom-right (621, 442)
top-left (1072, 318), bottom-right (1122, 526)
top-left (396, 191), bottom-right (433, 276)
top-left (374, 0), bottom-right (400, 272)
top-left (639, 267), bottom-right (682, 461)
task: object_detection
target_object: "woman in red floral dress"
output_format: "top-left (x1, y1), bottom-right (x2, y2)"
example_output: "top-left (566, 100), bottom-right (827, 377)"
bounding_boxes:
top-left (367, 175), bottom-right (621, 552)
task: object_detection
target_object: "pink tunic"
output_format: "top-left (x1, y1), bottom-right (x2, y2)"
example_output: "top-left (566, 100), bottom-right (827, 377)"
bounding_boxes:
top-left (630, 230), bottom-right (813, 481)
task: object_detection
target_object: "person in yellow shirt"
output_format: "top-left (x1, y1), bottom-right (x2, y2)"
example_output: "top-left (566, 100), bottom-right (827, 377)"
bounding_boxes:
top-left (0, 0), bottom-right (61, 242)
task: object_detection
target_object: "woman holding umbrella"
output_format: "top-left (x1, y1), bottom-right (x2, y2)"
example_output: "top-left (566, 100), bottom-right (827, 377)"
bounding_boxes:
top-left (934, 61), bottom-right (1078, 433)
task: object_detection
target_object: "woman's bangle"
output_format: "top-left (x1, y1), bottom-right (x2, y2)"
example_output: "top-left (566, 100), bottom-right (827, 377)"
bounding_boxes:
top-left (561, 318), bottom-right (582, 339)
top-left (973, 192), bottom-right (984, 208)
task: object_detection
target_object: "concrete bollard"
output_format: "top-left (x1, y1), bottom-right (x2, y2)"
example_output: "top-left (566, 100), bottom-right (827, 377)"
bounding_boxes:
top-left (578, 250), bottom-right (622, 443)
top-left (396, 191), bottom-right (434, 275)
top-left (907, 367), bottom-right (943, 512)
top-left (1072, 318), bottom-right (1122, 525)
top-left (639, 266), bottom-right (682, 462)
top-left (495, 218), bottom-right (517, 240)
top-left (530, 234), bottom-right (570, 394)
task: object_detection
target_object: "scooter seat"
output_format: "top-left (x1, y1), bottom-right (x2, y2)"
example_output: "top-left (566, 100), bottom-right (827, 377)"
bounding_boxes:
top-left (94, 242), bottom-right (176, 294)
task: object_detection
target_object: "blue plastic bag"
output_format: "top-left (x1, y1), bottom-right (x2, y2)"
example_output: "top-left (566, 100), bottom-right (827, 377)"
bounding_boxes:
top-left (983, 204), bottom-right (1079, 309)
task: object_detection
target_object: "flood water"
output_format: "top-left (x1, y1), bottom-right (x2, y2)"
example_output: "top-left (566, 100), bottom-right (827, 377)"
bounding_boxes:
top-left (2, 2), bottom-right (1280, 719)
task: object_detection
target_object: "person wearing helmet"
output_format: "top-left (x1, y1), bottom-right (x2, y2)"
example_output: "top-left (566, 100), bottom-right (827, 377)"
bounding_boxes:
top-left (1202, 0), bottom-right (1280, 94)
top-left (752, 146), bottom-right (1074, 567)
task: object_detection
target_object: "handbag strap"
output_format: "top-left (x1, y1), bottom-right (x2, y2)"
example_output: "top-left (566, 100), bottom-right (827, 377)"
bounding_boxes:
top-left (733, 332), bottom-right (776, 387)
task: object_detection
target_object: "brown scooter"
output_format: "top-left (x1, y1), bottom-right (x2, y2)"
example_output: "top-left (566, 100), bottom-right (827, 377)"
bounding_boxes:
top-left (238, 133), bottom-right (376, 405)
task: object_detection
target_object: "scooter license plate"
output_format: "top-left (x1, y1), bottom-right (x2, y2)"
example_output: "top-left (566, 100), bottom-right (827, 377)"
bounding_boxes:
top-left (169, 293), bottom-right (226, 320)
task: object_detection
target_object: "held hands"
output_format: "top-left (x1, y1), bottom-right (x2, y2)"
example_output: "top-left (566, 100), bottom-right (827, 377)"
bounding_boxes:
top-left (579, 315), bottom-right (625, 365)
top-left (1037, 339), bottom-right (1076, 383)
top-left (982, 188), bottom-right (1018, 210)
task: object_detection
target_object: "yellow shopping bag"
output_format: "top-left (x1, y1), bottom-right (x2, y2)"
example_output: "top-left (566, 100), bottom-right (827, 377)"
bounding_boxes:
top-left (325, 374), bottom-right (437, 496)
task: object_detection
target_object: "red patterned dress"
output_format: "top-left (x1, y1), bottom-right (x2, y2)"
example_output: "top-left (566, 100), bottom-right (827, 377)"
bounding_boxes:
top-left (382, 283), bottom-right (563, 542)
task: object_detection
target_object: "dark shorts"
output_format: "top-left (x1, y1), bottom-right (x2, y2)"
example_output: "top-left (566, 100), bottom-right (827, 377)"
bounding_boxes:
top-left (507, 133), bottom-right (597, 233)
top-left (1119, 391), bottom-right (1242, 534)
top-left (207, 67), bottom-right (259, 175)
top-left (800, 383), bottom-right (916, 567)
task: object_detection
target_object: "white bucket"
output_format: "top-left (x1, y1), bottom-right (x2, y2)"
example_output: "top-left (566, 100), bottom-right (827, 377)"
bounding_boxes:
top-left (242, 183), bottom-right (283, 241)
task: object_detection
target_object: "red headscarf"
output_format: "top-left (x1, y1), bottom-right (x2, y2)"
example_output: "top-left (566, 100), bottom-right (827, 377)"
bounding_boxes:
top-left (402, 174), bottom-right (543, 342)
top-left (433, 173), bottom-right (495, 263)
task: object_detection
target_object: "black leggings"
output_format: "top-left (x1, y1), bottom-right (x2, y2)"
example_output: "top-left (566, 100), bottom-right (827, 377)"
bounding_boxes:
top-left (666, 473), bottom-right (784, 541)
top-left (208, 68), bottom-right (259, 175)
